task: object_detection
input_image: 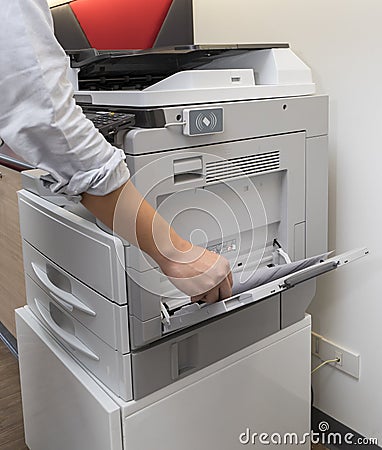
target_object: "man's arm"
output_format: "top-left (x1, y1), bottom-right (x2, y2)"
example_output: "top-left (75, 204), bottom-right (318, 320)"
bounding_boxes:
top-left (82, 182), bottom-right (233, 302)
top-left (0, 0), bottom-right (232, 302)
top-left (0, 0), bottom-right (130, 197)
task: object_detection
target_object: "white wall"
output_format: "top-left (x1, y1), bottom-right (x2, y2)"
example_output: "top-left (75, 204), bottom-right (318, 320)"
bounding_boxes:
top-left (194, 0), bottom-right (382, 441)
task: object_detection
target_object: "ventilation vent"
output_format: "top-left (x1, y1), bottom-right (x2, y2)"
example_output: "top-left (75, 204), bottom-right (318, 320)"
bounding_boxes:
top-left (206, 151), bottom-right (280, 183)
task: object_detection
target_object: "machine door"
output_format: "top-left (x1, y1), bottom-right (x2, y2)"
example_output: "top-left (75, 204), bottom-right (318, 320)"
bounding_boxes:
top-left (162, 247), bottom-right (369, 334)
top-left (16, 307), bottom-right (123, 450)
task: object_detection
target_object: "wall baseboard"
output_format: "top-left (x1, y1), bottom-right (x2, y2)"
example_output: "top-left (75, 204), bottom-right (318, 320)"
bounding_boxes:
top-left (0, 321), bottom-right (18, 358)
top-left (312, 407), bottom-right (381, 449)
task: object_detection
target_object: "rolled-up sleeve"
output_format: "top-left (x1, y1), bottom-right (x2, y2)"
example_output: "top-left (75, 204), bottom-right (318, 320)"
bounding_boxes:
top-left (0, 0), bottom-right (130, 196)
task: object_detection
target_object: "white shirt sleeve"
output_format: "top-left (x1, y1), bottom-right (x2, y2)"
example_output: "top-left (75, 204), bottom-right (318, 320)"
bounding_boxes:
top-left (0, 0), bottom-right (130, 196)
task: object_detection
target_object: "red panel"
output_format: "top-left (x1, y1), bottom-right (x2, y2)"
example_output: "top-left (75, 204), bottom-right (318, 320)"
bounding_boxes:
top-left (71, 0), bottom-right (173, 50)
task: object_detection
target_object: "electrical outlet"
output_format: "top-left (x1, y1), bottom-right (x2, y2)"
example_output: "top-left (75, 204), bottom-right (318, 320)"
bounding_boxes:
top-left (311, 332), bottom-right (360, 379)
top-left (335, 350), bottom-right (343, 366)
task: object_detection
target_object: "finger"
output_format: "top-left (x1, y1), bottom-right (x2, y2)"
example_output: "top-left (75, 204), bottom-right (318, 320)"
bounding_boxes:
top-left (219, 277), bottom-right (232, 300)
top-left (191, 293), bottom-right (205, 303)
top-left (228, 271), bottom-right (233, 287)
top-left (203, 288), bottom-right (220, 304)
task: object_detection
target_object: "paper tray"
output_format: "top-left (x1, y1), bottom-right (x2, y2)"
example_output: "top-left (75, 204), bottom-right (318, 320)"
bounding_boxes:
top-left (162, 247), bottom-right (368, 334)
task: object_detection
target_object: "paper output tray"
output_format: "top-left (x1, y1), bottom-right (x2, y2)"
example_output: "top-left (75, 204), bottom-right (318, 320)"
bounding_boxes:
top-left (162, 248), bottom-right (368, 334)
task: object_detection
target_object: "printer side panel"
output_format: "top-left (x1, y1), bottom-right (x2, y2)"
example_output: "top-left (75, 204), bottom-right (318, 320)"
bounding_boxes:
top-left (306, 135), bottom-right (329, 256)
top-left (123, 95), bottom-right (329, 351)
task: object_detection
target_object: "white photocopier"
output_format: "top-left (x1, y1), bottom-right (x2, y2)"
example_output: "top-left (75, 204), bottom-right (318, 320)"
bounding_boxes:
top-left (15, 45), bottom-right (367, 449)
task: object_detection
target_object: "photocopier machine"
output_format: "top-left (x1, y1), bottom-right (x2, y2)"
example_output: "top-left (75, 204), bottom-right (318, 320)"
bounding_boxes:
top-left (15, 44), bottom-right (367, 450)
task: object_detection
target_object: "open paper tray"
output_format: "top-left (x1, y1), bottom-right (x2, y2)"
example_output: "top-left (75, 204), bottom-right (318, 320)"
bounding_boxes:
top-left (162, 247), bottom-right (368, 334)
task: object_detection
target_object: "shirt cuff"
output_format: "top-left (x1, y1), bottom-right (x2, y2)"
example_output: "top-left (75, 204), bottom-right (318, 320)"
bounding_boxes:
top-left (50, 147), bottom-right (131, 197)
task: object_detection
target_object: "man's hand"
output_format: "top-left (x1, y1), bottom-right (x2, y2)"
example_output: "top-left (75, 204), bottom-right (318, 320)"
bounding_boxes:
top-left (82, 181), bottom-right (233, 303)
top-left (158, 239), bottom-right (233, 303)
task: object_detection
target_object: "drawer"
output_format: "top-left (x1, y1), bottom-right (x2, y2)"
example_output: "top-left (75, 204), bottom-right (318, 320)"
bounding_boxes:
top-left (26, 276), bottom-right (133, 401)
top-left (18, 189), bottom-right (127, 304)
top-left (16, 307), bottom-right (123, 450)
top-left (23, 240), bottom-right (130, 353)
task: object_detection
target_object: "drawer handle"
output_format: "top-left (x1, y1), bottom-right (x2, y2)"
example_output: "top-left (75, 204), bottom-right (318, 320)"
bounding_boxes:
top-left (31, 263), bottom-right (96, 317)
top-left (34, 298), bottom-right (100, 361)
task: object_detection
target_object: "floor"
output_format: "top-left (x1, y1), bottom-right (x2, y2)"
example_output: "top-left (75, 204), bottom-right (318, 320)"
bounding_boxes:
top-left (0, 337), bottom-right (329, 450)
top-left (0, 340), bottom-right (28, 450)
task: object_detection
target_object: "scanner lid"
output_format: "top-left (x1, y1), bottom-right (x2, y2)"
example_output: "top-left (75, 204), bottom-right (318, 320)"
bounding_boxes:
top-left (68, 44), bottom-right (289, 92)
top-left (69, 44), bottom-right (315, 107)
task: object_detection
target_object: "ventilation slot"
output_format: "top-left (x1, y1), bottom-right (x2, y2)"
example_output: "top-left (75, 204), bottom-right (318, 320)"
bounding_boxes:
top-left (206, 151), bottom-right (280, 183)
